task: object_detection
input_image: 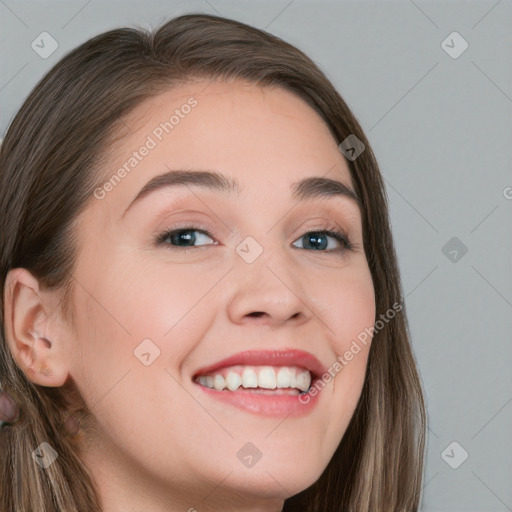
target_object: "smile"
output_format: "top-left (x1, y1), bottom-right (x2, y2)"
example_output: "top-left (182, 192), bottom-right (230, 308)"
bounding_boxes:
top-left (192, 349), bottom-right (325, 416)
top-left (195, 365), bottom-right (312, 393)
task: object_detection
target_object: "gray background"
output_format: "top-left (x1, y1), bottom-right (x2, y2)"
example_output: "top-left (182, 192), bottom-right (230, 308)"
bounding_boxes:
top-left (1, 0), bottom-right (511, 510)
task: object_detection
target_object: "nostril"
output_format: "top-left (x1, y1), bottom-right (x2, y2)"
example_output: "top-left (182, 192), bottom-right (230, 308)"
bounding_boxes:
top-left (247, 312), bottom-right (265, 318)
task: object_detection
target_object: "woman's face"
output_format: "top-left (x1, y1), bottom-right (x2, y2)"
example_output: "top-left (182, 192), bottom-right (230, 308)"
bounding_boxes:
top-left (59, 80), bottom-right (376, 510)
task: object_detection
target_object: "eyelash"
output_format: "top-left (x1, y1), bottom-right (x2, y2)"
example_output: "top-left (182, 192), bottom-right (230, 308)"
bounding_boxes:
top-left (154, 223), bottom-right (357, 254)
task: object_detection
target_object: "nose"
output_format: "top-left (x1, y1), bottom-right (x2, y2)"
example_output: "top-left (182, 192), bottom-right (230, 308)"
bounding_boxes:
top-left (225, 243), bottom-right (313, 328)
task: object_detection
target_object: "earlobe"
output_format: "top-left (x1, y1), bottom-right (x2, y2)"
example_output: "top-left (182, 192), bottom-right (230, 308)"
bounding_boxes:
top-left (3, 268), bottom-right (69, 387)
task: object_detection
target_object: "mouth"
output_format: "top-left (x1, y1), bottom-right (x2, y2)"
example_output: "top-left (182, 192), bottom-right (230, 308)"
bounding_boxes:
top-left (193, 365), bottom-right (316, 395)
top-left (192, 349), bottom-right (325, 416)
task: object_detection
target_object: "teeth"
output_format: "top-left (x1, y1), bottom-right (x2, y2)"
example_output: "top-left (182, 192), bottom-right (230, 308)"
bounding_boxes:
top-left (276, 367), bottom-right (295, 388)
top-left (226, 372), bottom-right (242, 391)
top-left (242, 368), bottom-right (258, 388)
top-left (295, 371), bottom-right (311, 391)
top-left (196, 365), bottom-right (311, 392)
top-left (258, 367), bottom-right (277, 389)
top-left (213, 374), bottom-right (226, 391)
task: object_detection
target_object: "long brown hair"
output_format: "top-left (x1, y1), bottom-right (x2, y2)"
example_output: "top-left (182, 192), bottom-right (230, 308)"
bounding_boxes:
top-left (0, 13), bottom-right (425, 511)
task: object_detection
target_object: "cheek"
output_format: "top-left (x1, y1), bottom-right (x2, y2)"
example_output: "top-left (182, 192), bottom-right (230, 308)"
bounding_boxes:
top-left (68, 256), bottom-right (218, 412)
top-left (319, 262), bottom-right (376, 350)
top-left (313, 263), bottom-right (375, 421)
top-left (108, 253), bottom-right (220, 337)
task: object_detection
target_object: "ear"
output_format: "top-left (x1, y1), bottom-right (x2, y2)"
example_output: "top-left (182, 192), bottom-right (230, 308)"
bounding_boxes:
top-left (3, 268), bottom-right (70, 387)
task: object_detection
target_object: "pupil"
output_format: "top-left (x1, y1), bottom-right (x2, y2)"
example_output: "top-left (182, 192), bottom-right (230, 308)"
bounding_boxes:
top-left (306, 232), bottom-right (327, 250)
top-left (172, 230), bottom-right (195, 246)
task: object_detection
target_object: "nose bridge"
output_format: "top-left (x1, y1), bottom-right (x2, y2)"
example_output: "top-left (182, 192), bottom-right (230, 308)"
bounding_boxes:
top-left (225, 228), bottom-right (310, 325)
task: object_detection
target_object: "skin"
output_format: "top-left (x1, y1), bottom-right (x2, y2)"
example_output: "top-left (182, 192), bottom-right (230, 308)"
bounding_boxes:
top-left (4, 80), bottom-right (375, 512)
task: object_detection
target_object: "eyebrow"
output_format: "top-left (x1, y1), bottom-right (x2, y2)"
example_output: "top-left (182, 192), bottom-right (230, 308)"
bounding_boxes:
top-left (121, 169), bottom-right (361, 218)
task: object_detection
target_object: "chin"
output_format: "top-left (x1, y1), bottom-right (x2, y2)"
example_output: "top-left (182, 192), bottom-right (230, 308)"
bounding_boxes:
top-left (220, 459), bottom-right (325, 501)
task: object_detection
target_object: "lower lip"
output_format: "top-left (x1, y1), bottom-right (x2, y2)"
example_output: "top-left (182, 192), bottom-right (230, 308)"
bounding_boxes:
top-left (194, 381), bottom-right (321, 417)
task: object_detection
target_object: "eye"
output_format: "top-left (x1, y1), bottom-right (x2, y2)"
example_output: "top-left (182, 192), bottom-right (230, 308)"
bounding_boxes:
top-left (155, 226), bottom-right (216, 250)
top-left (292, 229), bottom-right (355, 253)
top-left (154, 225), bottom-right (357, 254)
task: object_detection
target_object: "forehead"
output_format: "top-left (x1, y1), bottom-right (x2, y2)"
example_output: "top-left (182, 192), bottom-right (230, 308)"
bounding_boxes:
top-left (92, 79), bottom-right (357, 219)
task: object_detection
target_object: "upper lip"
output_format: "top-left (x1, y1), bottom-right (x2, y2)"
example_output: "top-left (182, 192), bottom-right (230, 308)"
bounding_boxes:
top-left (193, 349), bottom-right (327, 380)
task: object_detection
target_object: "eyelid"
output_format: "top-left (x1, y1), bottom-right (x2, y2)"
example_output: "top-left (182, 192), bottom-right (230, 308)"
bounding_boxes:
top-left (151, 204), bottom-right (359, 247)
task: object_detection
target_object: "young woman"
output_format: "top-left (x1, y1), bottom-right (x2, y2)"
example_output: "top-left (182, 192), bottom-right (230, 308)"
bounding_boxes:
top-left (0, 13), bottom-right (425, 512)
